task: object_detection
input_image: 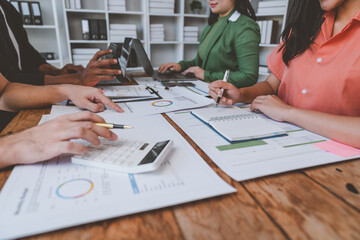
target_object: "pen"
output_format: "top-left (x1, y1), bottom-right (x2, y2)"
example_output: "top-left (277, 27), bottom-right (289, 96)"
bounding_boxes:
top-left (216, 69), bottom-right (230, 108)
top-left (95, 123), bottom-right (133, 129)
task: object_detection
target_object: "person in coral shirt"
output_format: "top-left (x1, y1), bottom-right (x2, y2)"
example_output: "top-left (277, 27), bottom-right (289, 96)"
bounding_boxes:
top-left (208, 0), bottom-right (360, 148)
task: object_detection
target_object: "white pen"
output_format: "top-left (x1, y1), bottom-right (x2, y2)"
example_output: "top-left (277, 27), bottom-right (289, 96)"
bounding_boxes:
top-left (216, 70), bottom-right (230, 108)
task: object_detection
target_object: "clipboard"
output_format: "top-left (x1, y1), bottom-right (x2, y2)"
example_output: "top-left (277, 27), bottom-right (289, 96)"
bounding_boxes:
top-left (66, 86), bottom-right (162, 106)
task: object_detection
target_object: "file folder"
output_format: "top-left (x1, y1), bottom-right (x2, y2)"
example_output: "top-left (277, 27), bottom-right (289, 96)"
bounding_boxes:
top-left (20, 1), bottom-right (32, 25)
top-left (98, 20), bottom-right (107, 40)
top-left (10, 1), bottom-right (20, 13)
top-left (81, 19), bottom-right (90, 40)
top-left (89, 19), bottom-right (99, 40)
top-left (30, 2), bottom-right (42, 25)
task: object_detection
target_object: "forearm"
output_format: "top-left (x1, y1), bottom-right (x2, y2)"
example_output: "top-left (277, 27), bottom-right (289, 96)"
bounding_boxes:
top-left (0, 83), bottom-right (68, 111)
top-left (44, 73), bottom-right (81, 85)
top-left (238, 81), bottom-right (275, 103)
top-left (285, 108), bottom-right (360, 148)
top-left (39, 63), bottom-right (61, 76)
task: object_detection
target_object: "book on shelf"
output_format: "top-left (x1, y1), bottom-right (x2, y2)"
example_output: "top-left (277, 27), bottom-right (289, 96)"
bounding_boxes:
top-left (149, 8), bottom-right (174, 14)
top-left (72, 48), bottom-right (100, 55)
top-left (184, 37), bottom-right (198, 42)
top-left (257, 6), bottom-right (286, 15)
top-left (66, 0), bottom-right (82, 9)
top-left (191, 106), bottom-right (286, 143)
top-left (259, 65), bottom-right (270, 74)
top-left (184, 31), bottom-right (198, 37)
top-left (149, 2), bottom-right (174, 8)
top-left (108, 0), bottom-right (126, 5)
top-left (257, 20), bottom-right (278, 44)
top-left (110, 24), bottom-right (137, 30)
top-left (184, 26), bottom-right (199, 32)
top-left (108, 6), bottom-right (126, 12)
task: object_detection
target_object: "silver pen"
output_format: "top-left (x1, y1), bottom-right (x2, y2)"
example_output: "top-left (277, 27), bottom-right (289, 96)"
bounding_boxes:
top-left (216, 70), bottom-right (230, 108)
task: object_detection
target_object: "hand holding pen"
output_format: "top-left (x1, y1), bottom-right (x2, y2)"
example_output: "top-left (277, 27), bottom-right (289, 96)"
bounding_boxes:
top-left (216, 70), bottom-right (230, 108)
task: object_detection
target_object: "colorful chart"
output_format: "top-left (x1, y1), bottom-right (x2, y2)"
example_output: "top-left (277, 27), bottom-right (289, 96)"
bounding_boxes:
top-left (56, 178), bottom-right (94, 199)
top-left (151, 100), bottom-right (173, 107)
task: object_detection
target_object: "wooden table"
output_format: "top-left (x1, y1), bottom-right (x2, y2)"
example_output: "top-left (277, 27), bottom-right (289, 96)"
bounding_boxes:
top-left (1, 109), bottom-right (359, 240)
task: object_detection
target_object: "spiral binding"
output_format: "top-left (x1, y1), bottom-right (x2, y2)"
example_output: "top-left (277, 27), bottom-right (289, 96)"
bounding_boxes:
top-left (209, 113), bottom-right (258, 122)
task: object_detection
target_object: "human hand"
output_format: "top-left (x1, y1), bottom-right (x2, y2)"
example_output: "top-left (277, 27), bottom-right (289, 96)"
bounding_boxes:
top-left (208, 80), bottom-right (241, 105)
top-left (12, 112), bottom-right (118, 166)
top-left (182, 66), bottom-right (204, 80)
top-left (60, 64), bottom-right (85, 75)
top-left (62, 85), bottom-right (124, 112)
top-left (158, 62), bottom-right (181, 73)
top-left (78, 49), bottom-right (122, 86)
top-left (250, 95), bottom-right (292, 122)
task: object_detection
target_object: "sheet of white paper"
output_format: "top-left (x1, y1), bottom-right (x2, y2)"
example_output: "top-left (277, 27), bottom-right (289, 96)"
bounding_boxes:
top-left (50, 86), bottom-right (213, 118)
top-left (167, 107), bottom-right (360, 181)
top-left (0, 114), bottom-right (235, 239)
top-left (97, 85), bottom-right (154, 98)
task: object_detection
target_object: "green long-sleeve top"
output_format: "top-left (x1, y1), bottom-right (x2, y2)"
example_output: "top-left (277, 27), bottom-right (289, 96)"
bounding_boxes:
top-left (179, 10), bottom-right (260, 88)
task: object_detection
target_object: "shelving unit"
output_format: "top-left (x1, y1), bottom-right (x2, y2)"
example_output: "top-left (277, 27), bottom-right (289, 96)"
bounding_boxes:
top-left (12, 0), bottom-right (67, 68)
top-left (62, 0), bottom-right (210, 69)
top-left (250, 0), bottom-right (291, 81)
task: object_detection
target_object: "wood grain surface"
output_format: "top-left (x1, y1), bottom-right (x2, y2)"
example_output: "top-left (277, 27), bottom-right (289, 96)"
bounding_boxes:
top-left (0, 109), bottom-right (359, 240)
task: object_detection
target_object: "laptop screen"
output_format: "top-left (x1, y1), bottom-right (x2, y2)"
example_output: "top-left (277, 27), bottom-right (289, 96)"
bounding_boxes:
top-left (130, 38), bottom-right (157, 80)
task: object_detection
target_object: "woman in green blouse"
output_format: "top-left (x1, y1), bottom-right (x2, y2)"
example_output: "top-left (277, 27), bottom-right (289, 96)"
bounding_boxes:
top-left (158, 0), bottom-right (260, 88)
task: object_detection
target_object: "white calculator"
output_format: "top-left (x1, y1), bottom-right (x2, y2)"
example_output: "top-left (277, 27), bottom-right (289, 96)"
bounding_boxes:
top-left (71, 139), bottom-right (173, 173)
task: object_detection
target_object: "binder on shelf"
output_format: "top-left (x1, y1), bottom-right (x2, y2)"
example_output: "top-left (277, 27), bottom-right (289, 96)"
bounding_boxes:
top-left (98, 20), bottom-right (107, 40)
top-left (89, 19), bottom-right (99, 40)
top-left (10, 1), bottom-right (20, 13)
top-left (81, 19), bottom-right (90, 40)
top-left (75, 0), bottom-right (82, 9)
top-left (19, 1), bottom-right (32, 25)
top-left (30, 2), bottom-right (43, 25)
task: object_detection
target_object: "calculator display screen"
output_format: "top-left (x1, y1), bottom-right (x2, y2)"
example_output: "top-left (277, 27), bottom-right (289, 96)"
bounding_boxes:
top-left (139, 140), bottom-right (170, 165)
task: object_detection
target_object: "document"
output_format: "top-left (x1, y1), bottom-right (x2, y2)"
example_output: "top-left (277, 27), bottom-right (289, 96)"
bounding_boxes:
top-left (0, 115), bottom-right (235, 239)
top-left (50, 86), bottom-right (213, 118)
top-left (98, 85), bottom-right (161, 102)
top-left (167, 106), bottom-right (360, 181)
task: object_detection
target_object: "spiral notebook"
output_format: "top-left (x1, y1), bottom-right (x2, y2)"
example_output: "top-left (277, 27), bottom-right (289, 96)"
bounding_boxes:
top-left (191, 106), bottom-right (287, 143)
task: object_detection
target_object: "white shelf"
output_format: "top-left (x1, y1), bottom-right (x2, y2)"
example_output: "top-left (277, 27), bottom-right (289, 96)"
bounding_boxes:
top-left (108, 11), bottom-right (144, 15)
top-left (256, 12), bottom-right (286, 17)
top-left (149, 13), bottom-right (182, 17)
top-left (24, 0), bottom-right (66, 67)
top-left (65, 9), bottom-right (106, 13)
top-left (24, 25), bottom-right (56, 29)
top-left (184, 42), bottom-right (200, 44)
top-left (184, 14), bottom-right (209, 18)
top-left (150, 41), bottom-right (181, 44)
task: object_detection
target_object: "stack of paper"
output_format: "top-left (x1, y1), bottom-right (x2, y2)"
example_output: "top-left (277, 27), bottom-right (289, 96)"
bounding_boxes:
top-left (108, 0), bottom-right (126, 12)
top-left (257, 1), bottom-right (286, 15)
top-left (257, 20), bottom-right (277, 44)
top-left (150, 24), bottom-right (165, 42)
top-left (109, 24), bottom-right (137, 42)
top-left (149, 0), bottom-right (175, 14)
top-left (72, 48), bottom-right (100, 66)
top-left (184, 26), bottom-right (198, 42)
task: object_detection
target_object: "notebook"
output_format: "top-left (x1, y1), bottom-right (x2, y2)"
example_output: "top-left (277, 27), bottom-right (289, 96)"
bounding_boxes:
top-left (191, 106), bottom-right (287, 143)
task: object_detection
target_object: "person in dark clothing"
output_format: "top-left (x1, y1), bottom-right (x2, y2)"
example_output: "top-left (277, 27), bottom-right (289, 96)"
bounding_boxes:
top-left (0, 0), bottom-right (122, 130)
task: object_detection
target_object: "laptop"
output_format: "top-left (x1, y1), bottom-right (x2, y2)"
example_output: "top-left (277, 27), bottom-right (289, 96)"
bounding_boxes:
top-left (130, 38), bottom-right (198, 82)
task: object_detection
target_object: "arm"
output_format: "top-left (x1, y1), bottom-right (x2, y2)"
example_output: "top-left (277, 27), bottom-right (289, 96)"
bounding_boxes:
top-left (0, 74), bottom-right (123, 113)
top-left (0, 111), bottom-right (118, 169)
top-left (39, 63), bottom-right (84, 76)
top-left (204, 22), bottom-right (260, 88)
top-left (250, 95), bottom-right (360, 148)
top-left (208, 73), bottom-right (280, 104)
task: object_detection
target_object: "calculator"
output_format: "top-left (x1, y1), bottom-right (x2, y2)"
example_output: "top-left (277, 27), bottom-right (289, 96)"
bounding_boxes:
top-left (71, 139), bottom-right (174, 173)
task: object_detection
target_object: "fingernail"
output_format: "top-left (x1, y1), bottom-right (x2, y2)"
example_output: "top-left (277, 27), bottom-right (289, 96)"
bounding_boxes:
top-left (118, 70), bottom-right (122, 74)
top-left (111, 132), bottom-right (118, 140)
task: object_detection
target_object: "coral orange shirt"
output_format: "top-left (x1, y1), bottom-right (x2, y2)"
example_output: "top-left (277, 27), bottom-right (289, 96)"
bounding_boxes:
top-left (267, 10), bottom-right (360, 116)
